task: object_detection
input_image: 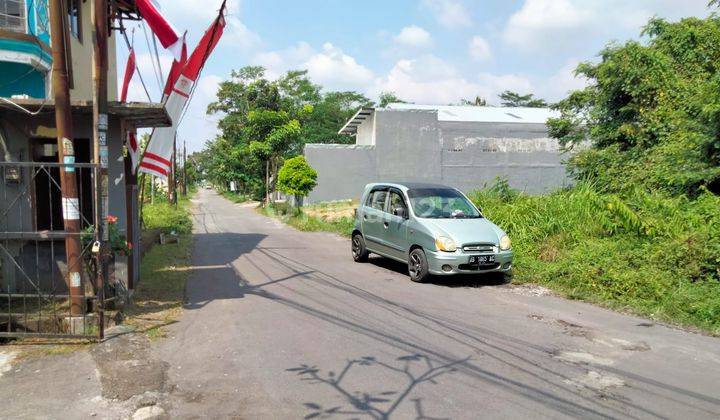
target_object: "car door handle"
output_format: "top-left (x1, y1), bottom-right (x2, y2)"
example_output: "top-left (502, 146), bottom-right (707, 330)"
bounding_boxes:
top-left (363, 214), bottom-right (367, 220)
top-left (383, 222), bottom-right (389, 228)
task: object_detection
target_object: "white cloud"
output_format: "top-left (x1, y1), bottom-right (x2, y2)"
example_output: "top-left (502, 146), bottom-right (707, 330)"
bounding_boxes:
top-left (422, 0), bottom-right (472, 28)
top-left (178, 74), bottom-right (224, 152)
top-left (372, 54), bottom-right (531, 105)
top-left (468, 36), bottom-right (492, 61)
top-left (537, 59), bottom-right (589, 102)
top-left (504, 0), bottom-right (710, 52)
top-left (394, 25), bottom-right (433, 48)
top-left (305, 43), bottom-right (375, 89)
top-left (251, 42), bottom-right (373, 91)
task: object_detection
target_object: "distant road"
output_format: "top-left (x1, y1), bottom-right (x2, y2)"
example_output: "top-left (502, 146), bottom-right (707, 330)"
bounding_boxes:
top-left (156, 188), bottom-right (720, 418)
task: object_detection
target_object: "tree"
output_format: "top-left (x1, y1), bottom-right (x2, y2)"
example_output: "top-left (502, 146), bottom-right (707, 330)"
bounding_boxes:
top-left (459, 96), bottom-right (488, 106)
top-left (378, 91), bottom-right (406, 108)
top-left (302, 91), bottom-right (372, 145)
top-left (547, 16), bottom-right (720, 195)
top-left (498, 90), bottom-right (548, 108)
top-left (277, 155), bottom-right (318, 207)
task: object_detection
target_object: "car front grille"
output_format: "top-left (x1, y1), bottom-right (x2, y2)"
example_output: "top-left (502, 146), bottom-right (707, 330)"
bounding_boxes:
top-left (462, 243), bottom-right (496, 253)
top-left (459, 263), bottom-right (500, 271)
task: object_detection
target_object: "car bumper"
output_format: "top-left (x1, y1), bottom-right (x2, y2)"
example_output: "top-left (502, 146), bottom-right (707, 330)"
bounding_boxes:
top-left (425, 249), bottom-right (514, 275)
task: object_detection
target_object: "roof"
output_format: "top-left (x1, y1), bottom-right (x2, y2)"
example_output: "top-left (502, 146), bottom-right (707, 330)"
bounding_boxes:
top-left (365, 182), bottom-right (456, 191)
top-left (0, 98), bottom-right (172, 127)
top-left (339, 103), bottom-right (558, 135)
top-left (338, 107), bottom-right (374, 135)
top-left (385, 103), bottom-right (559, 124)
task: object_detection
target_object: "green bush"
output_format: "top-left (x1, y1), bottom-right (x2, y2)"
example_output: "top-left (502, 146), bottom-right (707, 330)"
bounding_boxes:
top-left (143, 201), bottom-right (192, 234)
top-left (470, 181), bottom-right (720, 334)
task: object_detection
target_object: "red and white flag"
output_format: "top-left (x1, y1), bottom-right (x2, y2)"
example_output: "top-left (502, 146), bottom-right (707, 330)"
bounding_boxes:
top-left (135, 0), bottom-right (184, 61)
top-left (139, 8), bottom-right (225, 179)
top-left (162, 34), bottom-right (187, 101)
top-left (120, 49), bottom-right (140, 173)
top-left (120, 48), bottom-right (135, 102)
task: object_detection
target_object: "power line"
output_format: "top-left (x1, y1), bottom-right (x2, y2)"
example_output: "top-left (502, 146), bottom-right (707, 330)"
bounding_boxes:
top-left (121, 27), bottom-right (153, 102)
top-left (141, 21), bottom-right (163, 91)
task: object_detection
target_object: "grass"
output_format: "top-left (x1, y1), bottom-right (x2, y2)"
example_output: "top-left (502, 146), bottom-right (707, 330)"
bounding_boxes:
top-left (259, 200), bottom-right (356, 237)
top-left (221, 190), bottom-right (252, 204)
top-left (125, 193), bottom-right (194, 339)
top-left (469, 182), bottom-right (720, 335)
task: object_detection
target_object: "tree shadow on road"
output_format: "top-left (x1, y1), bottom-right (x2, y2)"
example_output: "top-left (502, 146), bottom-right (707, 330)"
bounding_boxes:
top-left (287, 353), bottom-right (467, 420)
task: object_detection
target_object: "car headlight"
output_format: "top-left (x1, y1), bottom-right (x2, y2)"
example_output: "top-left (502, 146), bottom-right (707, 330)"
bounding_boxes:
top-left (435, 236), bottom-right (457, 252)
top-left (499, 235), bottom-right (512, 251)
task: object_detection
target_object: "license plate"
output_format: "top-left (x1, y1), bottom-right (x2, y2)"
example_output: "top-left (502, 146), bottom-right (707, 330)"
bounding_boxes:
top-left (469, 255), bottom-right (495, 265)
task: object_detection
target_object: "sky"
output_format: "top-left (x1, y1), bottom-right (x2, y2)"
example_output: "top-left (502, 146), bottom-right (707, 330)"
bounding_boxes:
top-left (117, 0), bottom-right (713, 153)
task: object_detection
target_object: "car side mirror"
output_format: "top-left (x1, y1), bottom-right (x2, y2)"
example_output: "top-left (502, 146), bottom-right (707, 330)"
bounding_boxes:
top-left (393, 207), bottom-right (407, 219)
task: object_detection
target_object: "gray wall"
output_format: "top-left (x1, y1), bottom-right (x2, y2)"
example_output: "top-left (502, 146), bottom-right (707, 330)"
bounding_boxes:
top-left (305, 109), bottom-right (572, 204)
top-left (305, 144), bottom-right (376, 203)
top-left (439, 121), bottom-right (570, 194)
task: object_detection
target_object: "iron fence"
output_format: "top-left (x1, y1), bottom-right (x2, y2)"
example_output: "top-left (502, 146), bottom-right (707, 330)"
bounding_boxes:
top-left (0, 161), bottom-right (103, 339)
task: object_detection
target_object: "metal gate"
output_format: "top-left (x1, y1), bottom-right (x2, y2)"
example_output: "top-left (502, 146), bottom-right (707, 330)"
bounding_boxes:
top-left (0, 161), bottom-right (103, 339)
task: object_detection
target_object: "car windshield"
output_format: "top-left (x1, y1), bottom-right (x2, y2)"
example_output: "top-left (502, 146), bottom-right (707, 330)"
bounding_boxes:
top-left (407, 188), bottom-right (482, 219)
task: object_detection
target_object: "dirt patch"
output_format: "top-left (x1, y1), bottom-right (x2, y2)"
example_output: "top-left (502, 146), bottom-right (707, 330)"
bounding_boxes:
top-left (505, 283), bottom-right (553, 297)
top-left (553, 350), bottom-right (614, 366)
top-left (556, 319), bottom-right (595, 340)
top-left (90, 328), bottom-right (170, 400)
top-left (565, 370), bottom-right (625, 391)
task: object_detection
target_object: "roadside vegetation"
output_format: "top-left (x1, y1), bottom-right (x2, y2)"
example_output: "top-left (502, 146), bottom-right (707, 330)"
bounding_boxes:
top-left (471, 180), bottom-right (720, 335)
top-left (124, 191), bottom-right (194, 339)
top-left (260, 200), bottom-right (355, 237)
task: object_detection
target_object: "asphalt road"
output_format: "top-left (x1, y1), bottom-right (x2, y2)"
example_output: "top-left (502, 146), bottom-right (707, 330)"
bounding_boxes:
top-left (157, 189), bottom-right (720, 419)
top-left (2, 188), bottom-right (719, 419)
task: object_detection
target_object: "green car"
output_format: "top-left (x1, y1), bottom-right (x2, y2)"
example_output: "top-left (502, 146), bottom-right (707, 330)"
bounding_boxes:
top-left (352, 182), bottom-right (513, 282)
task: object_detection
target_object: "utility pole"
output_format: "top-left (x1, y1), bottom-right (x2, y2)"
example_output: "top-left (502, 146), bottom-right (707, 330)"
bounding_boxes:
top-left (92, 0), bottom-right (109, 338)
top-left (170, 134), bottom-right (177, 205)
top-left (49, 0), bottom-right (84, 318)
top-left (182, 140), bottom-right (187, 196)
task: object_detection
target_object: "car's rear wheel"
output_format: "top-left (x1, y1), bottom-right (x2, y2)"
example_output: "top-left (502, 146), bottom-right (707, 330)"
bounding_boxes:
top-left (408, 248), bottom-right (431, 283)
top-left (351, 233), bottom-right (369, 262)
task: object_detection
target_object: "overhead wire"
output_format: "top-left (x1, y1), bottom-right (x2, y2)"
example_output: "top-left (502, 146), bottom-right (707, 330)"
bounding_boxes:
top-left (121, 26), bottom-right (153, 102)
top-left (141, 21), bottom-right (163, 91)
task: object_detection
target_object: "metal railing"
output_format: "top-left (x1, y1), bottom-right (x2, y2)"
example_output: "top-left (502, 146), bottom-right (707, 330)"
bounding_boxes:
top-left (0, 161), bottom-right (102, 339)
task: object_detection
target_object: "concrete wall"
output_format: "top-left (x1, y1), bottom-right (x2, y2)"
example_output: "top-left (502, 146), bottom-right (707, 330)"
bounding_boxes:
top-left (305, 144), bottom-right (376, 203)
top-left (439, 121), bottom-right (570, 194)
top-left (356, 112), bottom-right (375, 145)
top-left (305, 109), bottom-right (572, 203)
top-left (68, 1), bottom-right (118, 101)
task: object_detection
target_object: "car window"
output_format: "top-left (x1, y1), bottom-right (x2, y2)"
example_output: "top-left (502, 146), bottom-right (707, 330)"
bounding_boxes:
top-left (388, 191), bottom-right (407, 215)
top-left (370, 190), bottom-right (388, 211)
top-left (407, 188), bottom-right (481, 218)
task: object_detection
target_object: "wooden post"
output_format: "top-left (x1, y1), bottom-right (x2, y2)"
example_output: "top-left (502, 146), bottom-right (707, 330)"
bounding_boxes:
top-left (123, 124), bottom-right (137, 290)
top-left (92, 0), bottom-right (109, 339)
top-left (49, 0), bottom-right (84, 317)
top-left (182, 140), bottom-right (187, 196)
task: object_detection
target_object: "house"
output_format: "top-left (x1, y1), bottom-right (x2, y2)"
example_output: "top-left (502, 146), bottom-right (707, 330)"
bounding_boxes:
top-left (0, 0), bottom-right (117, 100)
top-left (304, 103), bottom-right (571, 203)
top-left (0, 0), bottom-right (169, 335)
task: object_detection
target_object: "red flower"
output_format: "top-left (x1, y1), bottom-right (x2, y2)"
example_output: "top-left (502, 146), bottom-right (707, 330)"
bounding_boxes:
top-left (107, 215), bottom-right (118, 224)
top-left (127, 241), bottom-right (133, 250)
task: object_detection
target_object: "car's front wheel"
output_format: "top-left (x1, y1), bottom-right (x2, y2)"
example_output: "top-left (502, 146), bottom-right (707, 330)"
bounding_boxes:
top-left (351, 233), bottom-right (369, 262)
top-left (408, 248), bottom-right (431, 283)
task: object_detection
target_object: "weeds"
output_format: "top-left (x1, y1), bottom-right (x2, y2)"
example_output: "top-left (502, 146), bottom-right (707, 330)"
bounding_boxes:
top-left (470, 182), bottom-right (720, 334)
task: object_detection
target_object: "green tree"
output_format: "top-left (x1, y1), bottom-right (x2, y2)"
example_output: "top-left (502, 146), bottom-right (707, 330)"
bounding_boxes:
top-left (548, 16), bottom-right (720, 195)
top-left (498, 90), bottom-right (548, 107)
top-left (378, 91), bottom-right (406, 107)
top-left (459, 96), bottom-right (488, 106)
top-left (277, 155), bottom-right (318, 207)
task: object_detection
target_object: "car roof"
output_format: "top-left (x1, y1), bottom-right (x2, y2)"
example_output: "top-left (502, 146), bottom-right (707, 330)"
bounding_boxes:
top-left (365, 182), bottom-right (455, 191)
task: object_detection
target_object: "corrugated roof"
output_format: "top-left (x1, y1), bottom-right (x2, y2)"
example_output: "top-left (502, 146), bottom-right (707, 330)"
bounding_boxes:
top-left (385, 103), bottom-right (558, 124)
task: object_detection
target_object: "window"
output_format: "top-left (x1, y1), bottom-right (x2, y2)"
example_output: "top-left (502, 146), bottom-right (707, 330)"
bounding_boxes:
top-left (0, 0), bottom-right (26, 33)
top-left (369, 190), bottom-right (388, 212)
top-left (407, 188), bottom-right (482, 219)
top-left (388, 191), bottom-right (407, 216)
top-left (67, 0), bottom-right (80, 40)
